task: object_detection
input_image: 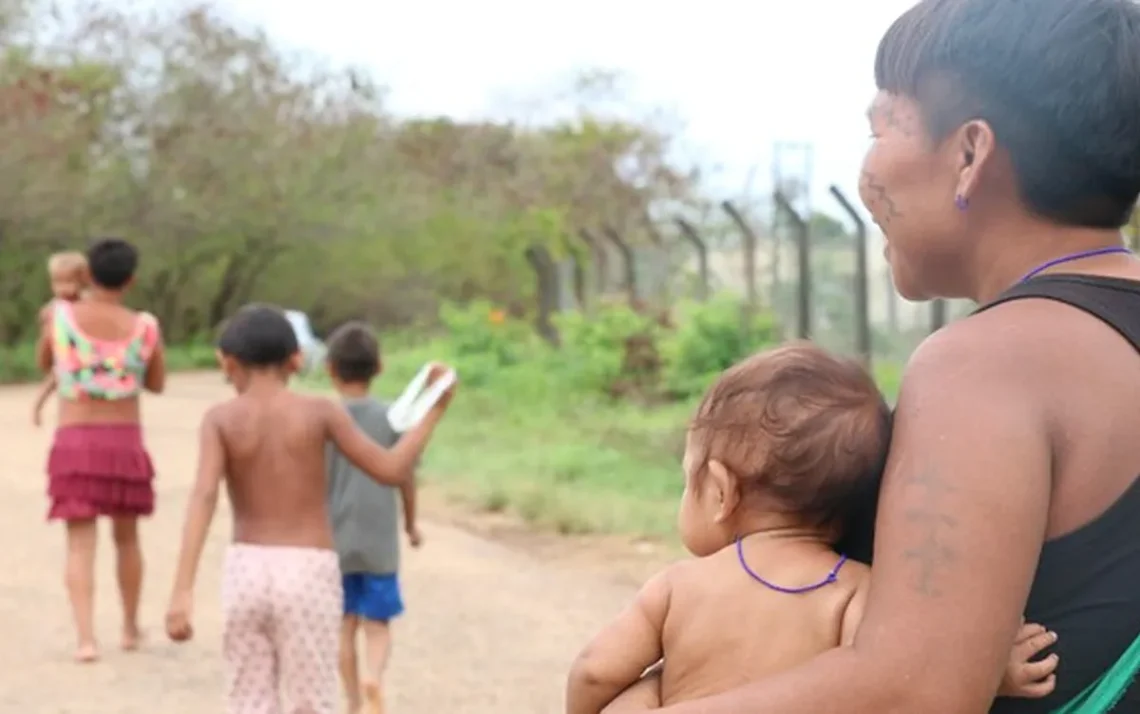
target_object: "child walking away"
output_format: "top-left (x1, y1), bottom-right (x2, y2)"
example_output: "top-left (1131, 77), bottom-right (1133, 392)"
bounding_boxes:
top-left (32, 251), bottom-right (89, 427)
top-left (566, 342), bottom-right (1061, 714)
top-left (164, 304), bottom-right (455, 714)
top-left (324, 322), bottom-right (421, 714)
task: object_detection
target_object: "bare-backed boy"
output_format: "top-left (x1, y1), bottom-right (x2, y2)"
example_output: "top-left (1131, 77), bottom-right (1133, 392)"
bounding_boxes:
top-left (164, 304), bottom-right (455, 714)
top-left (567, 342), bottom-right (1060, 713)
top-left (324, 322), bottom-right (421, 714)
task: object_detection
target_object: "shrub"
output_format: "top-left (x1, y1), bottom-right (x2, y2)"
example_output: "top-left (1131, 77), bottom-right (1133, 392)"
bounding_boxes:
top-left (660, 295), bottom-right (781, 399)
top-left (552, 301), bottom-right (663, 398)
top-left (438, 300), bottom-right (535, 387)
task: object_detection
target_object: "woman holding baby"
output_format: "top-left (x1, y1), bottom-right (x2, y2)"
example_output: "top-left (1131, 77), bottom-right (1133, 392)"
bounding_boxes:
top-left (593, 0), bottom-right (1140, 711)
top-left (36, 237), bottom-right (166, 662)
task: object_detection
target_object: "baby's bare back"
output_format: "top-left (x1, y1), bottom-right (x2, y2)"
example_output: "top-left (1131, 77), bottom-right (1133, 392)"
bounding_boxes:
top-left (215, 389), bottom-right (335, 549)
top-left (659, 544), bottom-right (869, 705)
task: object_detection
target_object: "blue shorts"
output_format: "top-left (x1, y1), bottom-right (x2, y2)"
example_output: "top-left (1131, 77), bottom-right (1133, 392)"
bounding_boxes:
top-left (342, 572), bottom-right (404, 622)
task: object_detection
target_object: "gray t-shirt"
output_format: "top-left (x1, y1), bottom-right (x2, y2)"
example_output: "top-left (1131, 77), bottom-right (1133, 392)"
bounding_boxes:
top-left (326, 397), bottom-right (402, 575)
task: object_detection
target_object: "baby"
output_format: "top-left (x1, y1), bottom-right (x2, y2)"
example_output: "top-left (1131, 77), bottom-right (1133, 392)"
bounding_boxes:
top-left (164, 304), bottom-right (456, 714)
top-left (566, 342), bottom-right (1059, 713)
top-left (32, 251), bottom-right (88, 427)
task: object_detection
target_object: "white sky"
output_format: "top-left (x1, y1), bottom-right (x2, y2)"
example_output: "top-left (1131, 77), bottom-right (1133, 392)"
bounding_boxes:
top-left (219, 0), bottom-right (918, 221)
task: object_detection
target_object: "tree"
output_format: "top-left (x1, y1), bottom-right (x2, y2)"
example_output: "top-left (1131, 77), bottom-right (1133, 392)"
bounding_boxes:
top-left (0, 1), bottom-right (697, 341)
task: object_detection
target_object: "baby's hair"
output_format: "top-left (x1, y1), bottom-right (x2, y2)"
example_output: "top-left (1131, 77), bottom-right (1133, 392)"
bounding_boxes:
top-left (689, 341), bottom-right (890, 531)
top-left (325, 321), bottom-right (381, 384)
top-left (216, 303), bottom-right (299, 367)
top-left (47, 251), bottom-right (88, 278)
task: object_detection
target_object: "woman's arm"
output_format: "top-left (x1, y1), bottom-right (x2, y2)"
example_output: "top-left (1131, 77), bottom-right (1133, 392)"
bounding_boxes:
top-left (609, 322), bottom-right (1053, 714)
top-left (143, 315), bottom-right (166, 394)
top-left (602, 670), bottom-right (662, 713)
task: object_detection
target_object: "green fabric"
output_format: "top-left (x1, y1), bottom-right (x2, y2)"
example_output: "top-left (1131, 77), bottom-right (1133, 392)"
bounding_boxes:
top-left (1050, 631), bottom-right (1140, 713)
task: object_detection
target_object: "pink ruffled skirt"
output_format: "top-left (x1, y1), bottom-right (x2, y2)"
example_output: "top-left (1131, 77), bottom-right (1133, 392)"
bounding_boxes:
top-left (46, 424), bottom-right (155, 521)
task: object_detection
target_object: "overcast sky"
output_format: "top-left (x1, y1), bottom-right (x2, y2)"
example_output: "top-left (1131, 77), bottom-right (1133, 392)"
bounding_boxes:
top-left (219, 0), bottom-right (918, 221)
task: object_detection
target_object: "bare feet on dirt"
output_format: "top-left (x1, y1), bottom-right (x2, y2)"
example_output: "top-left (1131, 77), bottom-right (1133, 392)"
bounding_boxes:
top-left (121, 624), bottom-right (143, 651)
top-left (74, 642), bottom-right (100, 663)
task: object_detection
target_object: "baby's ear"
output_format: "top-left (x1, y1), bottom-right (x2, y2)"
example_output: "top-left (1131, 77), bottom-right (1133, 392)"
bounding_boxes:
top-left (707, 459), bottom-right (742, 523)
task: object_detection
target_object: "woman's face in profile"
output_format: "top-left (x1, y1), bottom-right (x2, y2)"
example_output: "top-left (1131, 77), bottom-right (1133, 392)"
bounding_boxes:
top-left (859, 91), bottom-right (962, 301)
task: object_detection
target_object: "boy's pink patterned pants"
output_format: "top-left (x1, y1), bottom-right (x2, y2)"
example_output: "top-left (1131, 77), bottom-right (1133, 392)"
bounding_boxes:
top-left (222, 544), bottom-right (343, 714)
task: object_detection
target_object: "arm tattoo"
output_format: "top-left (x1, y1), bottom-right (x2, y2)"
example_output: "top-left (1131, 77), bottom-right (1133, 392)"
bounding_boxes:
top-left (860, 171), bottom-right (904, 224)
top-left (901, 466), bottom-right (958, 597)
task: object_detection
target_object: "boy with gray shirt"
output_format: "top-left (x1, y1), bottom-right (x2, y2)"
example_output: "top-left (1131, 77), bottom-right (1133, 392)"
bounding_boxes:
top-left (324, 322), bottom-right (423, 714)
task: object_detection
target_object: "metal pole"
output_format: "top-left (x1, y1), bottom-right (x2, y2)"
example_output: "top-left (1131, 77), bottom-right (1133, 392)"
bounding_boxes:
top-left (829, 185), bottom-right (872, 368)
top-left (675, 218), bottom-right (709, 301)
top-left (774, 191), bottom-right (811, 339)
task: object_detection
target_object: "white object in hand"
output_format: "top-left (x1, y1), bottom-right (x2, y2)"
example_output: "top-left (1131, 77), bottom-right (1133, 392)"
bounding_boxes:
top-left (387, 363), bottom-right (456, 433)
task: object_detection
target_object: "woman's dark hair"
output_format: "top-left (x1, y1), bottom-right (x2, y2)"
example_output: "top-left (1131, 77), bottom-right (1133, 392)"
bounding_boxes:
top-left (325, 321), bottom-right (380, 384)
top-left (85, 238), bottom-right (138, 289)
top-left (875, 0), bottom-right (1140, 229)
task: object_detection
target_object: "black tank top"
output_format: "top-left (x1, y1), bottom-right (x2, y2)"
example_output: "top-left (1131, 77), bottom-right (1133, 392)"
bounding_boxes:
top-left (837, 274), bottom-right (1140, 712)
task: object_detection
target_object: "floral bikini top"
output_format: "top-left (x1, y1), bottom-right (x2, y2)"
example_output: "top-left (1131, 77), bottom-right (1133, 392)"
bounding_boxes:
top-left (51, 300), bottom-right (160, 401)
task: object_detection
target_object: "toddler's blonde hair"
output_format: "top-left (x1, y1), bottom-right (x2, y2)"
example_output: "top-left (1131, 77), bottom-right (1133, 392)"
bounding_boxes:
top-left (47, 251), bottom-right (88, 278)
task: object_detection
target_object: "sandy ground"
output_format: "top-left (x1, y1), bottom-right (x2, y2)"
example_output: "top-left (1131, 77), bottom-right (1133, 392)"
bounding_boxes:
top-left (0, 373), bottom-right (651, 714)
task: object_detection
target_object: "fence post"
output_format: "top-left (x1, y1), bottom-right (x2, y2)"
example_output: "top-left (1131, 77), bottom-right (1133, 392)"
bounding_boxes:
top-left (602, 224), bottom-right (639, 305)
top-left (577, 228), bottom-right (608, 295)
top-left (930, 299), bottom-right (947, 333)
top-left (674, 217), bottom-right (709, 301)
top-left (524, 244), bottom-right (561, 346)
top-left (829, 185), bottom-right (872, 369)
top-left (642, 216), bottom-right (670, 305)
top-left (721, 200), bottom-right (759, 315)
top-left (774, 191), bottom-right (811, 339)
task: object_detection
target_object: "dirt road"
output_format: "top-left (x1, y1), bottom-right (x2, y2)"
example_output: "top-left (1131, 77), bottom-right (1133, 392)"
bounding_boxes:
top-left (0, 374), bottom-right (640, 713)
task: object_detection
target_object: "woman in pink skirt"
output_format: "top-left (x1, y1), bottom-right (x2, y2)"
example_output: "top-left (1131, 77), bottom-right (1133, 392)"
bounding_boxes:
top-left (36, 238), bottom-right (166, 662)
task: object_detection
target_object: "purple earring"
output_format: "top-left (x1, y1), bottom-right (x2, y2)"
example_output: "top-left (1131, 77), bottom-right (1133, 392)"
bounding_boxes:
top-left (955, 194), bottom-right (969, 210)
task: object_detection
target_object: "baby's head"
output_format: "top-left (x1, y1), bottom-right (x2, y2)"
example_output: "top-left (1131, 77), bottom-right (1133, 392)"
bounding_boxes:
top-left (47, 251), bottom-right (88, 301)
top-left (678, 341), bottom-right (890, 556)
top-left (215, 303), bottom-right (300, 389)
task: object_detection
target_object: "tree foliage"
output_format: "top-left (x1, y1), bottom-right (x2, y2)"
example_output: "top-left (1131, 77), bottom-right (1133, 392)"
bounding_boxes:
top-left (0, 1), bottom-right (697, 343)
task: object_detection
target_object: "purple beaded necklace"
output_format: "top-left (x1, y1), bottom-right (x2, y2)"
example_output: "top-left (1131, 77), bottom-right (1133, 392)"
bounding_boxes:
top-left (1017, 246), bottom-right (1132, 284)
top-left (735, 536), bottom-right (848, 595)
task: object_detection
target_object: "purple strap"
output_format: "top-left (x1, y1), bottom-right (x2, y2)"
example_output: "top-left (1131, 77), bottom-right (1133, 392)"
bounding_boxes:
top-left (735, 536), bottom-right (848, 595)
top-left (1018, 246), bottom-right (1132, 284)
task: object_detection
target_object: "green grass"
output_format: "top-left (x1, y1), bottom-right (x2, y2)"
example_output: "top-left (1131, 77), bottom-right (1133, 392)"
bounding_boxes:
top-left (309, 339), bottom-right (906, 543)
top-left (310, 342), bottom-right (693, 538)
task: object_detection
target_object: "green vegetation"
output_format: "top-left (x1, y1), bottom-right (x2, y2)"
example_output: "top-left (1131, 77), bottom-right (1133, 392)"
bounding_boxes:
top-left (0, 2), bottom-right (912, 544)
top-left (308, 300), bottom-right (903, 541)
top-left (0, 298), bottom-right (904, 542)
top-left (0, 4), bottom-right (700, 346)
